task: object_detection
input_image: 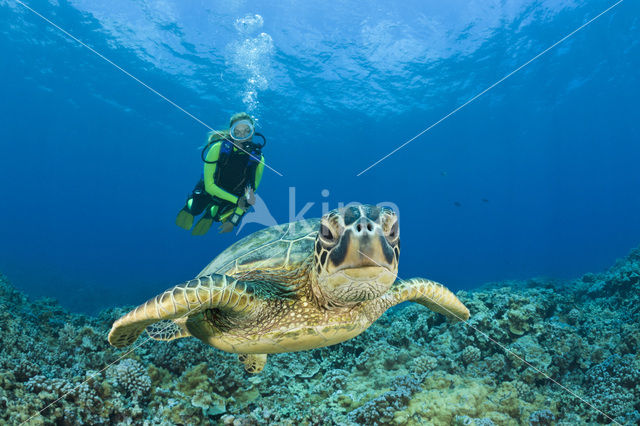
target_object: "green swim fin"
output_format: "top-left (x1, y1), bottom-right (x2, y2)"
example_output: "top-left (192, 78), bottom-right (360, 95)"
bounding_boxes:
top-left (176, 209), bottom-right (194, 230)
top-left (191, 216), bottom-right (213, 236)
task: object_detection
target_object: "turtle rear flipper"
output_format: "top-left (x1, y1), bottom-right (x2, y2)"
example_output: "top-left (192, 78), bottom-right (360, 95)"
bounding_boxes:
top-left (108, 274), bottom-right (261, 348)
top-left (238, 354), bottom-right (267, 373)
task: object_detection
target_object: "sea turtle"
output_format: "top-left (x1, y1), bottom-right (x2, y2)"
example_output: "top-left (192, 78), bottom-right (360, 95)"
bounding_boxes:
top-left (108, 205), bottom-right (470, 373)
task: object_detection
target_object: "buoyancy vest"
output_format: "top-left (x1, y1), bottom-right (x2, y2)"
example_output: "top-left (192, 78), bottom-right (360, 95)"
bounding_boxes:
top-left (213, 140), bottom-right (262, 197)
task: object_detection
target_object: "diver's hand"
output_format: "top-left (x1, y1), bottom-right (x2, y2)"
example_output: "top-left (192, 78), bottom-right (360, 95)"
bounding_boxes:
top-left (238, 196), bottom-right (248, 209)
top-left (238, 189), bottom-right (255, 209)
top-left (218, 221), bottom-right (234, 234)
top-left (245, 188), bottom-right (256, 206)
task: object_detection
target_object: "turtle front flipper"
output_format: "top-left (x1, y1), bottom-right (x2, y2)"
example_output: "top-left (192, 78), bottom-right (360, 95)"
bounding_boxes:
top-left (108, 274), bottom-right (259, 348)
top-left (384, 278), bottom-right (470, 321)
top-left (146, 318), bottom-right (191, 342)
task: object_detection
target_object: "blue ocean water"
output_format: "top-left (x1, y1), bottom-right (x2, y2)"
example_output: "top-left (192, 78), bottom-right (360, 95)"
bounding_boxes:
top-left (1, 0), bottom-right (638, 313)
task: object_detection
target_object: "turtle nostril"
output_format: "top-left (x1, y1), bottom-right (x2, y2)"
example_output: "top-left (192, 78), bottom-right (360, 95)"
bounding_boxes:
top-left (356, 224), bottom-right (362, 232)
top-left (366, 223), bottom-right (373, 232)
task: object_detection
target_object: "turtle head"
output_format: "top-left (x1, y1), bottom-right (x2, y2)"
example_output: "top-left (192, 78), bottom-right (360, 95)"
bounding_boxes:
top-left (312, 205), bottom-right (399, 306)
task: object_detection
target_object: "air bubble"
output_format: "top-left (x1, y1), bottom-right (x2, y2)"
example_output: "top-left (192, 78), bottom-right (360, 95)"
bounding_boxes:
top-left (234, 14), bottom-right (264, 34)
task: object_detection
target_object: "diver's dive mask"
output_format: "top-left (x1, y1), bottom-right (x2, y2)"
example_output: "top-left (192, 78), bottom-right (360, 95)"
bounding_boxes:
top-left (229, 119), bottom-right (255, 142)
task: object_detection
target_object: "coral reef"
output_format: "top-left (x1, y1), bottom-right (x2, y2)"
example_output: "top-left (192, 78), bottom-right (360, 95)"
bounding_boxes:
top-left (109, 359), bottom-right (152, 399)
top-left (529, 409), bottom-right (555, 425)
top-left (1, 246), bottom-right (640, 424)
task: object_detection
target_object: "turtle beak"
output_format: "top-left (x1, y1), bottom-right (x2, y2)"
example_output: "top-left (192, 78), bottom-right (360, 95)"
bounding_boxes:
top-left (328, 218), bottom-right (395, 274)
top-left (316, 205), bottom-right (399, 304)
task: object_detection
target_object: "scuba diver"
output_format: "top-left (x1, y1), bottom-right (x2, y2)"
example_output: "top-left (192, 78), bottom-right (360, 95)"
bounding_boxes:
top-left (176, 112), bottom-right (266, 235)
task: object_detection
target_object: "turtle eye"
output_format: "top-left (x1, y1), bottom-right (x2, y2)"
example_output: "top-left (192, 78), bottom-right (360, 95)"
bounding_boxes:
top-left (319, 224), bottom-right (336, 244)
top-left (386, 219), bottom-right (399, 242)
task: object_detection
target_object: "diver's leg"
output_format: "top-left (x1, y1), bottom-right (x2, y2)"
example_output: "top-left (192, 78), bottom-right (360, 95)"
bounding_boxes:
top-left (176, 179), bottom-right (209, 230)
top-left (212, 202), bottom-right (232, 222)
top-left (191, 204), bottom-right (219, 236)
top-left (216, 202), bottom-right (237, 234)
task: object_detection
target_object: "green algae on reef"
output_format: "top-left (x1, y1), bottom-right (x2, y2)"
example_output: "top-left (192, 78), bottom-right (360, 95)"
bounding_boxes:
top-left (1, 247), bottom-right (640, 424)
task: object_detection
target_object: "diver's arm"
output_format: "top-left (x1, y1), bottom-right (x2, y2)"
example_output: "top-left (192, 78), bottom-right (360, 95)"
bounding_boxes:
top-left (254, 156), bottom-right (265, 191)
top-left (228, 205), bottom-right (246, 226)
top-left (230, 158), bottom-right (264, 224)
top-left (203, 143), bottom-right (239, 204)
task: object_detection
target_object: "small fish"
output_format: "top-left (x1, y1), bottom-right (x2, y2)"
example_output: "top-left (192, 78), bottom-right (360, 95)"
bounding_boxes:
top-left (454, 201), bottom-right (462, 207)
top-left (482, 198), bottom-right (489, 203)
top-left (440, 171), bottom-right (447, 176)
